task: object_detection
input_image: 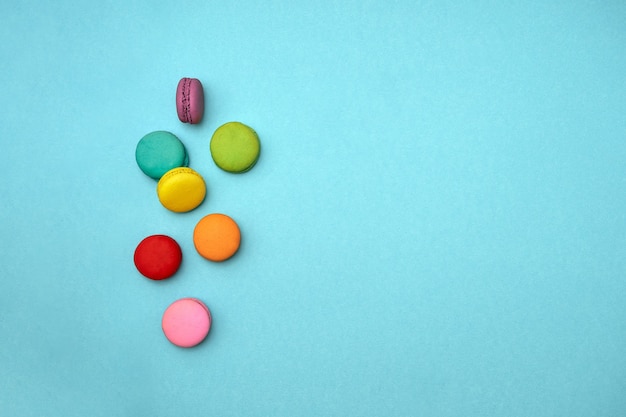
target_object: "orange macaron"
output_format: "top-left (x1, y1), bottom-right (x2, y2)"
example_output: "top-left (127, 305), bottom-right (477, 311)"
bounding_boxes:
top-left (193, 213), bottom-right (241, 262)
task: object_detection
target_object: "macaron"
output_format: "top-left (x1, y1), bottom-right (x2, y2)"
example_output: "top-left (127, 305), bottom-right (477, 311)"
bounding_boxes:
top-left (162, 298), bottom-right (212, 348)
top-left (157, 167), bottom-right (206, 213)
top-left (210, 122), bottom-right (260, 173)
top-left (193, 213), bottom-right (241, 262)
top-left (176, 77), bottom-right (204, 124)
top-left (136, 131), bottom-right (188, 180)
top-left (133, 235), bottom-right (182, 280)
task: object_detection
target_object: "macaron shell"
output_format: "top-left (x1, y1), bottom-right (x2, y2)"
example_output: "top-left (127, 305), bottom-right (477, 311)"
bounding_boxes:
top-left (210, 122), bottom-right (260, 173)
top-left (136, 131), bottom-right (188, 179)
top-left (162, 298), bottom-right (212, 348)
top-left (133, 235), bottom-right (183, 280)
top-left (193, 213), bottom-right (241, 262)
top-left (157, 167), bottom-right (207, 213)
top-left (176, 78), bottom-right (204, 124)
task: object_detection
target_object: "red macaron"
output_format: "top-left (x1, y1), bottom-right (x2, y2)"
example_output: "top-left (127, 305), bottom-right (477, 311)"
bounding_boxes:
top-left (133, 235), bottom-right (182, 280)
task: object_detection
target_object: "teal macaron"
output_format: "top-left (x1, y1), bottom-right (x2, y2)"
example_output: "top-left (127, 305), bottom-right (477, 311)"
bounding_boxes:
top-left (135, 131), bottom-right (189, 179)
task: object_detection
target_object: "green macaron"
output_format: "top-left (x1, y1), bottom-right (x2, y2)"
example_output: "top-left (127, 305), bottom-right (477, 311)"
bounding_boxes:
top-left (135, 131), bottom-right (189, 179)
top-left (210, 122), bottom-right (260, 173)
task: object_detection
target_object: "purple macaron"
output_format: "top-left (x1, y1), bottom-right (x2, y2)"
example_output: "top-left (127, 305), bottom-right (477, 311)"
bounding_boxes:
top-left (176, 77), bottom-right (204, 124)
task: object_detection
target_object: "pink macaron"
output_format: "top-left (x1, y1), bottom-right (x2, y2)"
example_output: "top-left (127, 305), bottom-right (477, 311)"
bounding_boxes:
top-left (176, 77), bottom-right (204, 124)
top-left (162, 298), bottom-right (212, 348)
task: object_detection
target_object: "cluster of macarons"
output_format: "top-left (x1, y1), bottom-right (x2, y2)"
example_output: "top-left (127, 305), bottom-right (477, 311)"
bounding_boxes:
top-left (133, 77), bottom-right (261, 348)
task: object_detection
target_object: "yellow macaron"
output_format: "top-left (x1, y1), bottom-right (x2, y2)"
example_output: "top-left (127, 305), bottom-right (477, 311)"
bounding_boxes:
top-left (157, 167), bottom-right (206, 212)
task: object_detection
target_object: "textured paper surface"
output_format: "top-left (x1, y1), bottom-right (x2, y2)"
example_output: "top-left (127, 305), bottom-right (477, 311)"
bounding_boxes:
top-left (1, 1), bottom-right (625, 416)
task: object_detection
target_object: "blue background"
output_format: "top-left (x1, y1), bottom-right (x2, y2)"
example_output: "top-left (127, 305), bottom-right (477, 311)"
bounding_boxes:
top-left (1, 1), bottom-right (625, 416)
